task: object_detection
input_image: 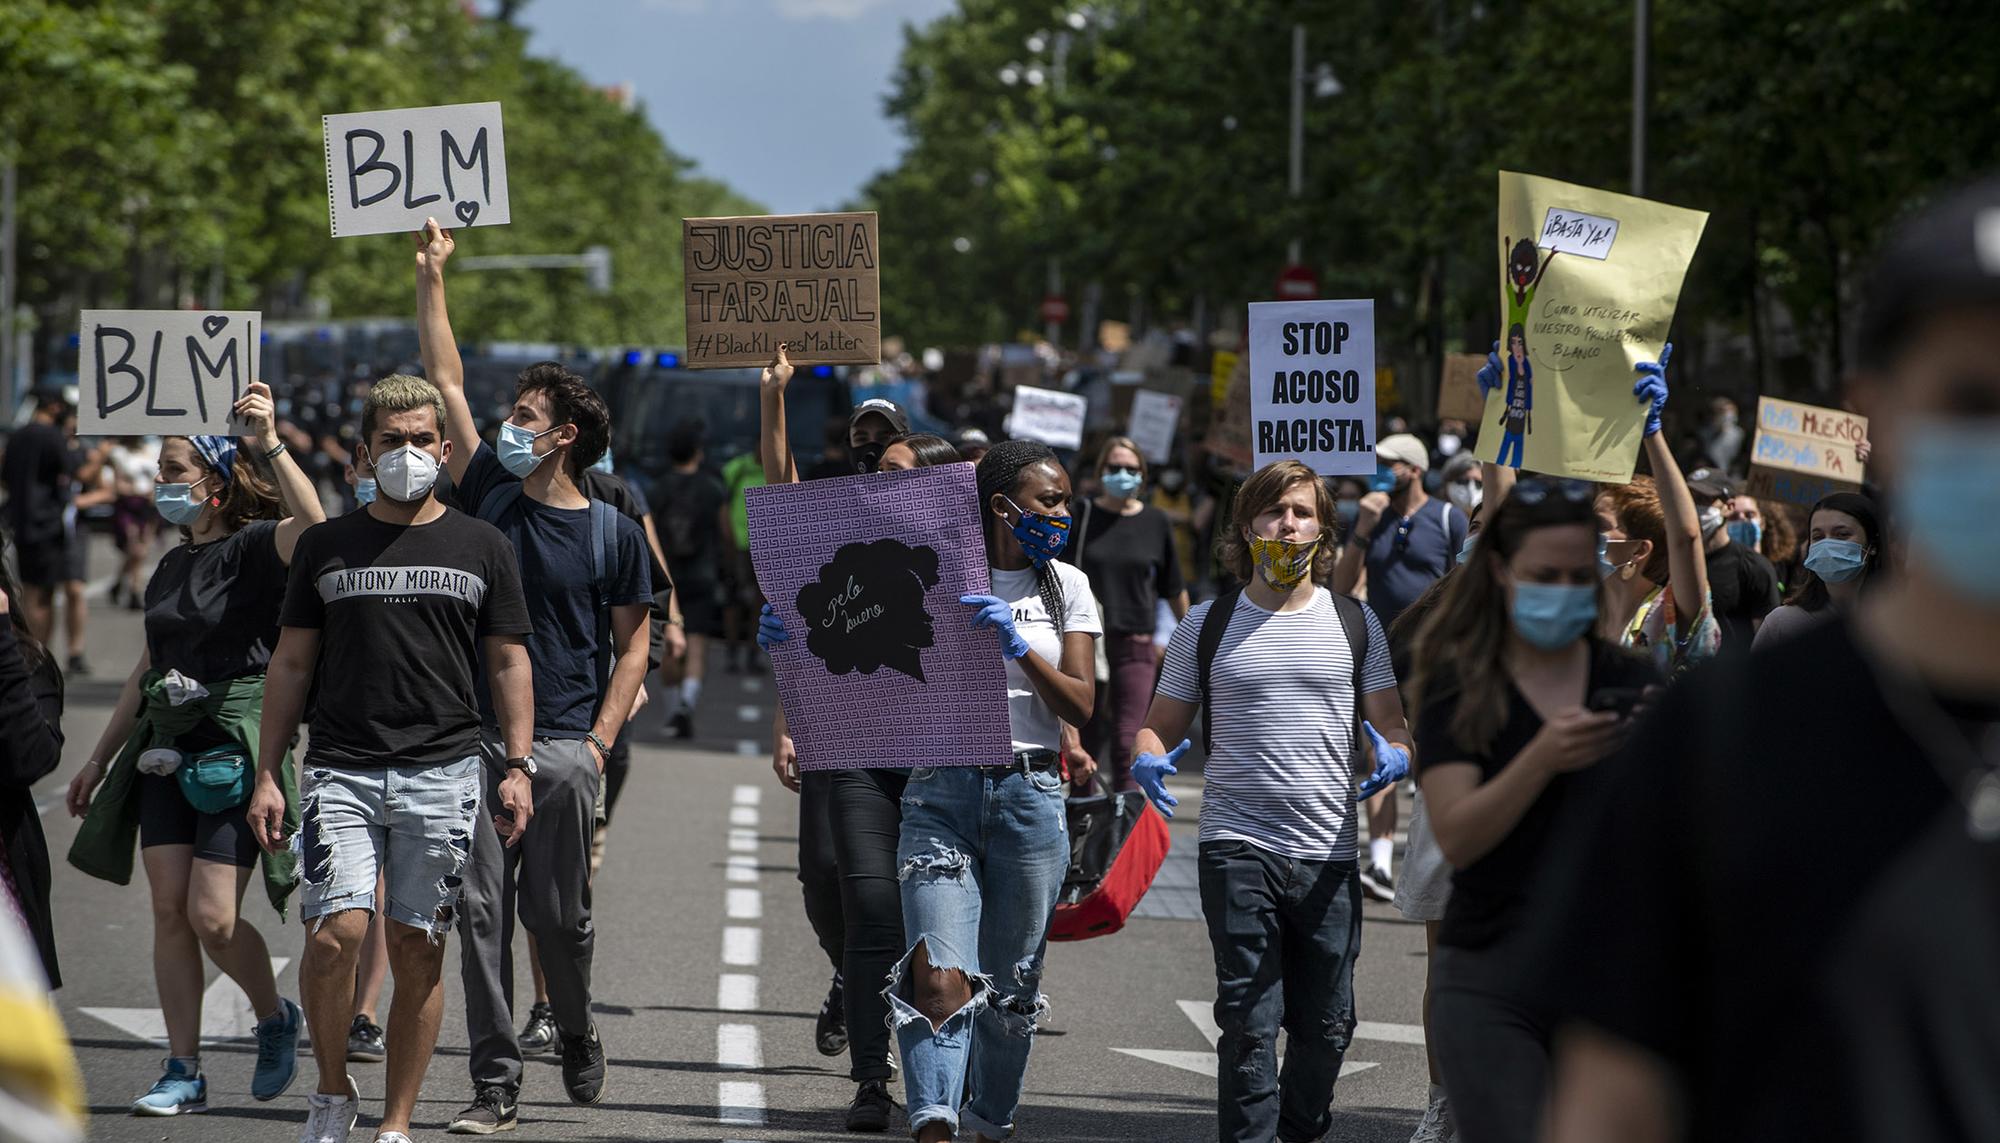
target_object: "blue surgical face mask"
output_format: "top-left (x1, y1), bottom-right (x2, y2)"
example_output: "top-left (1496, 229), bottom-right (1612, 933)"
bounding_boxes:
top-left (1004, 496), bottom-right (1070, 565)
top-left (1511, 582), bottom-right (1598, 649)
top-left (1102, 469), bottom-right (1143, 498)
top-left (1456, 532), bottom-right (1480, 566)
top-left (354, 477), bottom-right (378, 506)
top-left (592, 447), bottom-right (615, 475)
top-left (153, 478), bottom-right (210, 526)
top-left (1597, 535), bottom-right (1617, 580)
top-left (497, 419), bottom-right (563, 478)
top-left (1725, 519), bottom-right (1762, 549)
top-left (1894, 418), bottom-right (2000, 603)
top-left (1802, 538), bottom-right (1868, 584)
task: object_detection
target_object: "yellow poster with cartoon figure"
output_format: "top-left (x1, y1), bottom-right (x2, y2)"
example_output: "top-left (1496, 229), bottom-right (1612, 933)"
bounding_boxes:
top-left (1477, 172), bottom-right (1708, 482)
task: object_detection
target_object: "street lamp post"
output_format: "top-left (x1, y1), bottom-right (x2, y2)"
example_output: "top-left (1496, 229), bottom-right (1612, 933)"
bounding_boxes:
top-left (1288, 24), bottom-right (1306, 266)
top-left (1632, 0), bottom-right (1649, 196)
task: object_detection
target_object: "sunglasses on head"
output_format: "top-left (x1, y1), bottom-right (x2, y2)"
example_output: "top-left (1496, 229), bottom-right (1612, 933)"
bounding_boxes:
top-left (1512, 477), bottom-right (1595, 506)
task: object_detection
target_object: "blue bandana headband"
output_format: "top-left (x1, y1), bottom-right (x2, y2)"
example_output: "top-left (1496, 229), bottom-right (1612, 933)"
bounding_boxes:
top-left (190, 435), bottom-right (238, 487)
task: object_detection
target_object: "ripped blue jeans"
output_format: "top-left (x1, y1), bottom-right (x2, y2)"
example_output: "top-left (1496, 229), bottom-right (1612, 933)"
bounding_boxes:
top-left (889, 764), bottom-right (1068, 1140)
top-left (297, 757), bottom-right (482, 938)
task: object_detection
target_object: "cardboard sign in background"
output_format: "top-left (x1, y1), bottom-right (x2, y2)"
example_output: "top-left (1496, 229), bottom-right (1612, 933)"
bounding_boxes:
top-left (1438, 353), bottom-right (1489, 424)
top-left (747, 464), bottom-right (1010, 771)
top-left (682, 212), bottom-right (880, 368)
top-left (324, 102), bottom-right (509, 238)
top-left (1746, 396), bottom-right (1867, 519)
top-left (1204, 351), bottom-right (1254, 469)
top-left (79, 311), bottom-right (260, 436)
top-left (1127, 389), bottom-right (1183, 465)
top-left (1247, 299), bottom-right (1377, 477)
top-left (1011, 385), bottom-right (1087, 449)
top-left (1474, 171), bottom-right (1708, 482)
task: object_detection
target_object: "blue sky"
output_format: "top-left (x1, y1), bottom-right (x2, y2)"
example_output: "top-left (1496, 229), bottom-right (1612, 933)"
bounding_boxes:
top-left (514, 0), bottom-right (951, 214)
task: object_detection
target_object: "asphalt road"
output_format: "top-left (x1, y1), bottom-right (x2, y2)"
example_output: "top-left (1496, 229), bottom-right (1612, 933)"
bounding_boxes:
top-left (40, 534), bottom-right (1432, 1142)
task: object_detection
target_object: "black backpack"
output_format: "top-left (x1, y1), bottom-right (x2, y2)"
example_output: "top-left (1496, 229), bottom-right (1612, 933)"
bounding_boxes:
top-left (1194, 587), bottom-right (1371, 757)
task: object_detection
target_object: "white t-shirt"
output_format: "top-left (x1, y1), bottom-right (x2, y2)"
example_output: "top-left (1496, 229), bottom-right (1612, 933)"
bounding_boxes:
top-left (989, 560), bottom-right (1101, 753)
top-left (1157, 587), bottom-right (1397, 862)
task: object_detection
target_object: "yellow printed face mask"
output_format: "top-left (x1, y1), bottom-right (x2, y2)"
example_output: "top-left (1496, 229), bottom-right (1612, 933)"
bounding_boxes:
top-left (1247, 534), bottom-right (1320, 590)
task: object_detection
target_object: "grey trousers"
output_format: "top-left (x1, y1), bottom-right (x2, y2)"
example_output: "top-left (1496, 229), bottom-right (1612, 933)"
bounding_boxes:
top-left (457, 735), bottom-right (599, 1093)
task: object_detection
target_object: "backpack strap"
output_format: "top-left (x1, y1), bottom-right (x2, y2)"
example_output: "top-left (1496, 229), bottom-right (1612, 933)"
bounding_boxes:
top-left (1328, 591), bottom-right (1371, 758)
top-left (474, 480), bottom-right (524, 527)
top-left (590, 499), bottom-right (616, 700)
top-left (1195, 589), bottom-right (1241, 753)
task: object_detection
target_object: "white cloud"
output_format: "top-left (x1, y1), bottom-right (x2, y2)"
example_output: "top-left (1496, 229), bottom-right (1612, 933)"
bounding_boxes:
top-left (772, 0), bottom-right (902, 20)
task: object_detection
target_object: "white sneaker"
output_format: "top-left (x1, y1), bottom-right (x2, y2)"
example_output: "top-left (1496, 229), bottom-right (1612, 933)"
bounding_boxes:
top-left (376, 1134), bottom-right (414, 1143)
top-left (299, 1075), bottom-right (360, 1143)
top-left (1408, 1085), bottom-right (1455, 1143)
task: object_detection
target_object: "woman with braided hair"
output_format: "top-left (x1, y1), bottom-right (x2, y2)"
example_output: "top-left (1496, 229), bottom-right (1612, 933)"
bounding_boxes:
top-left (890, 438), bottom-right (1099, 1142)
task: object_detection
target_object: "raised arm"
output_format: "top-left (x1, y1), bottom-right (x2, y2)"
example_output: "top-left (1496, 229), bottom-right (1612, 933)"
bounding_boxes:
top-left (1634, 347), bottom-right (1709, 610)
top-left (415, 217), bottom-right (477, 487)
top-left (758, 345), bottom-right (799, 485)
top-left (234, 381), bottom-right (327, 564)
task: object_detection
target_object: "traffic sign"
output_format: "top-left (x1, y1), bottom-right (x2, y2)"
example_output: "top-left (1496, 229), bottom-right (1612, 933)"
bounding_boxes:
top-left (1276, 263), bottom-right (1318, 300)
top-left (1040, 294), bottom-right (1071, 324)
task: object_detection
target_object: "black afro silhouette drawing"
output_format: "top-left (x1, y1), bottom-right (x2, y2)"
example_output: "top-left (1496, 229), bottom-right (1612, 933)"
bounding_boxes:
top-left (794, 538), bottom-right (941, 683)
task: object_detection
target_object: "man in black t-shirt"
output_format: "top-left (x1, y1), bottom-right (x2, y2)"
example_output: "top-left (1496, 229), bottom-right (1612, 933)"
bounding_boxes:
top-left (1686, 472), bottom-right (1780, 654)
top-left (1, 392), bottom-right (77, 640)
top-left (651, 421), bottom-right (728, 739)
top-left (249, 373), bottom-right (535, 1143)
top-left (417, 221), bottom-right (649, 1128)
top-left (1532, 173), bottom-right (2000, 1143)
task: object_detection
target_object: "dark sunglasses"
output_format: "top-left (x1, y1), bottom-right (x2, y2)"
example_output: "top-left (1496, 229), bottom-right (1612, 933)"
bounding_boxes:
top-left (1512, 477), bottom-right (1595, 506)
top-left (1104, 465), bottom-right (1142, 477)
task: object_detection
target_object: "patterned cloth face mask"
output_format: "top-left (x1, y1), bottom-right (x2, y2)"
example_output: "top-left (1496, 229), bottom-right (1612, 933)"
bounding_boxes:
top-left (1247, 533), bottom-right (1321, 590)
top-left (1004, 496), bottom-right (1071, 565)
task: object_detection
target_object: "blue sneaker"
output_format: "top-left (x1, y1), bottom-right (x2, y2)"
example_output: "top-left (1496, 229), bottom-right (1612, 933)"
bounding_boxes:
top-left (132, 1057), bottom-right (207, 1116)
top-left (252, 997), bottom-right (303, 1101)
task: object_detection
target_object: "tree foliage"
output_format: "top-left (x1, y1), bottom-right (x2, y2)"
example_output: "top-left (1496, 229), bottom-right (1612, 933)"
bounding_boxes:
top-left (860, 0), bottom-right (2000, 410)
top-left (0, 0), bottom-right (760, 359)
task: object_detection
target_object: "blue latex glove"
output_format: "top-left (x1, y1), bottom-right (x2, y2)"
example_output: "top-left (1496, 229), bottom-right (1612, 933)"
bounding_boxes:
top-left (961, 594), bottom-right (1030, 659)
top-left (1476, 339), bottom-right (1503, 399)
top-left (1354, 720), bottom-right (1410, 801)
top-left (755, 602), bottom-right (790, 652)
top-left (1632, 342), bottom-right (1673, 437)
top-left (1134, 739), bottom-right (1189, 819)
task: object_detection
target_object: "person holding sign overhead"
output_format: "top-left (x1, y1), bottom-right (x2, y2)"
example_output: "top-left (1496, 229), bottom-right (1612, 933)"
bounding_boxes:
top-left (65, 382), bottom-right (326, 1119)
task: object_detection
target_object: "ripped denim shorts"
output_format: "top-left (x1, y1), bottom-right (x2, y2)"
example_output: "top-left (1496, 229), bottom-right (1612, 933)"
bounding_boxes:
top-left (298, 756), bottom-right (482, 938)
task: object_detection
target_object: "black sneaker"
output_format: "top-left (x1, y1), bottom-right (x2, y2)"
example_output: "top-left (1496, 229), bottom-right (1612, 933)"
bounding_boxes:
top-left (669, 707), bottom-right (694, 740)
top-left (517, 1002), bottom-right (557, 1057)
top-left (560, 1027), bottom-right (607, 1106)
top-left (67, 654), bottom-right (90, 677)
top-left (346, 1014), bottom-right (386, 1063)
top-left (1358, 866), bottom-right (1396, 903)
top-left (816, 974), bottom-right (848, 1057)
top-left (845, 1078), bottom-right (896, 1133)
top-left (447, 1085), bottom-right (518, 1135)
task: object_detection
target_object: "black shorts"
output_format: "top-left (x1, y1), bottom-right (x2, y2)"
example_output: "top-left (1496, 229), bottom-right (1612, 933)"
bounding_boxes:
top-left (136, 772), bottom-right (261, 868)
top-left (13, 533), bottom-right (66, 589)
top-left (676, 575), bottom-right (726, 637)
top-left (61, 527), bottom-right (87, 582)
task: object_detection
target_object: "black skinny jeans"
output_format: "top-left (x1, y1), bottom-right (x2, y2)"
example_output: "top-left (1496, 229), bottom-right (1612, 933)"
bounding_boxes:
top-left (828, 767), bottom-right (907, 1082)
top-left (798, 770), bottom-right (846, 972)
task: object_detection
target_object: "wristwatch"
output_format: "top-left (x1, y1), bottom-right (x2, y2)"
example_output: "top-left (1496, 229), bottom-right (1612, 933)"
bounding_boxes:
top-left (504, 755), bottom-right (537, 776)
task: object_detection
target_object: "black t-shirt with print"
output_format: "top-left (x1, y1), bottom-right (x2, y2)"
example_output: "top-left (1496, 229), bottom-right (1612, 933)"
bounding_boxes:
top-left (1414, 640), bottom-right (1660, 950)
top-left (144, 521), bottom-right (286, 684)
top-left (1520, 618), bottom-right (1995, 1142)
top-left (280, 507), bottom-right (532, 769)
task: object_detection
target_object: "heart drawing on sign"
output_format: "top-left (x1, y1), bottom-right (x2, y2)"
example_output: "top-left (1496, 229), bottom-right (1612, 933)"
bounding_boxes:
top-left (201, 316), bottom-right (228, 338)
top-left (454, 200), bottom-right (480, 226)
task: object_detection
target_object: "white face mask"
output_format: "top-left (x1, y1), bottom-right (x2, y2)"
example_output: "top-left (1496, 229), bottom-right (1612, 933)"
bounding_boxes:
top-left (1446, 480), bottom-right (1483, 514)
top-left (1699, 503), bottom-right (1726, 538)
top-left (371, 444), bottom-right (441, 503)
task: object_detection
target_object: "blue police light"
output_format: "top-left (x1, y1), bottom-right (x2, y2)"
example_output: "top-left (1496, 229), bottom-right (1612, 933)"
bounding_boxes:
top-left (624, 350), bottom-right (644, 366)
top-left (812, 365), bottom-right (833, 378)
top-left (656, 352), bottom-right (682, 368)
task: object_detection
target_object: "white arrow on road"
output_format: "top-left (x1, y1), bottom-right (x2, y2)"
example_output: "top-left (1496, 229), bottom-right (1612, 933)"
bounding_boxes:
top-left (79, 957), bottom-right (291, 1046)
top-left (1114, 999), bottom-right (1426, 1079)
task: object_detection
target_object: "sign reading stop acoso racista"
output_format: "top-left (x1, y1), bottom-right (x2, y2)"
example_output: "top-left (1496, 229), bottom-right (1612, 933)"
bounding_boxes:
top-left (681, 212), bottom-right (881, 369)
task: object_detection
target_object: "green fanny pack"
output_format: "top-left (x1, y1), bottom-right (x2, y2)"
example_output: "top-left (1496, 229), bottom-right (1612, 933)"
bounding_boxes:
top-left (176, 744), bottom-right (252, 814)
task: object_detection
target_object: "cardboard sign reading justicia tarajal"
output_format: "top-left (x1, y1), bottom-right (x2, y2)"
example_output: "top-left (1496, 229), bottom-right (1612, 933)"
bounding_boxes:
top-left (682, 212), bottom-right (881, 369)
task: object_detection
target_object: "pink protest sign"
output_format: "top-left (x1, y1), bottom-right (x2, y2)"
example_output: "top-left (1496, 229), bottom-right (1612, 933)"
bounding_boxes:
top-left (746, 463), bottom-right (1011, 771)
